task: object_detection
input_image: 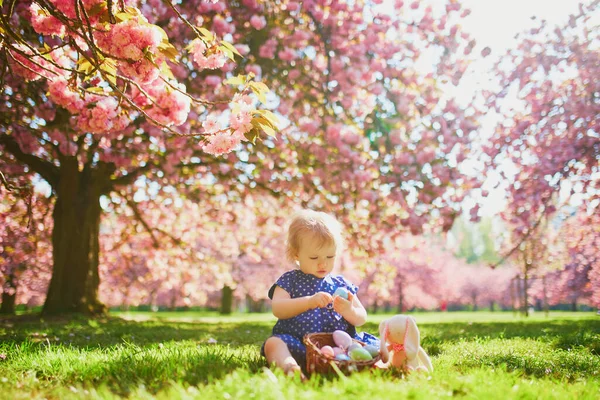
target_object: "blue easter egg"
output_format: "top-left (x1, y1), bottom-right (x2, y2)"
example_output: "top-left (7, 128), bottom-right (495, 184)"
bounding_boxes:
top-left (364, 345), bottom-right (380, 357)
top-left (334, 287), bottom-right (349, 300)
top-left (347, 343), bottom-right (362, 353)
top-left (335, 354), bottom-right (351, 361)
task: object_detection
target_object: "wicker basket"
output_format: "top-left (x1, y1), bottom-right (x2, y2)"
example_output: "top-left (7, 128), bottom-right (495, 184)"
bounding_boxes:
top-left (304, 332), bottom-right (380, 376)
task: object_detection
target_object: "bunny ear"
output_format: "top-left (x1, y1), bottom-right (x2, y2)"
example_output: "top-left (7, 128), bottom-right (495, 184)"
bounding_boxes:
top-left (404, 316), bottom-right (420, 361)
top-left (378, 320), bottom-right (389, 363)
top-left (418, 347), bottom-right (434, 373)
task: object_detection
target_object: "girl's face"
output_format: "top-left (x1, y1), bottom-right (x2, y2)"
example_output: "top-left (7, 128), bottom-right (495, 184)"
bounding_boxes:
top-left (295, 233), bottom-right (336, 278)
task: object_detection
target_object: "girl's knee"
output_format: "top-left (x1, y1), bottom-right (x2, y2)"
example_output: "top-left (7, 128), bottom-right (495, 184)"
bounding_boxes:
top-left (264, 336), bottom-right (286, 352)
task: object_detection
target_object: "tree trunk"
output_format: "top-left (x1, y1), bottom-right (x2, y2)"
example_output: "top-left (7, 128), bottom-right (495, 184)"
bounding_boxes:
top-left (372, 300), bottom-right (379, 314)
top-left (397, 281), bottom-right (404, 313)
top-left (523, 269), bottom-right (529, 317)
top-left (0, 273), bottom-right (17, 315)
top-left (42, 158), bottom-right (112, 315)
top-left (220, 285), bottom-right (233, 315)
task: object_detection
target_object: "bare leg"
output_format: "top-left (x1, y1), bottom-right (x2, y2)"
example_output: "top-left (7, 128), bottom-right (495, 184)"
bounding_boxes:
top-left (264, 337), bottom-right (304, 378)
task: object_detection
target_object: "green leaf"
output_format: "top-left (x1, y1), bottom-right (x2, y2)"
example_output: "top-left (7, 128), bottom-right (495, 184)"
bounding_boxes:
top-left (77, 59), bottom-right (96, 76)
top-left (100, 59), bottom-right (117, 86)
top-left (218, 45), bottom-right (235, 61)
top-left (249, 82), bottom-right (270, 104)
top-left (244, 128), bottom-right (260, 144)
top-left (225, 75), bottom-right (246, 86)
top-left (254, 109), bottom-right (279, 128)
top-left (159, 42), bottom-right (179, 63)
top-left (115, 12), bottom-right (135, 23)
top-left (86, 87), bottom-right (106, 94)
top-left (251, 117), bottom-right (277, 138)
top-left (260, 123), bottom-right (277, 138)
top-left (155, 26), bottom-right (170, 42)
top-left (198, 27), bottom-right (215, 42)
top-left (160, 61), bottom-right (175, 80)
top-left (220, 41), bottom-right (242, 58)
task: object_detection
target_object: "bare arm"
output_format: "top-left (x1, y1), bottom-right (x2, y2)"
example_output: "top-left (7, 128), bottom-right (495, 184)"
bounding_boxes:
top-left (271, 286), bottom-right (333, 320)
top-left (333, 292), bottom-right (367, 327)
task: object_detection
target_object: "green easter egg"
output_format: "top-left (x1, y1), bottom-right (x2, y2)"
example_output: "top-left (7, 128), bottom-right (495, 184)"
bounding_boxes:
top-left (349, 347), bottom-right (373, 361)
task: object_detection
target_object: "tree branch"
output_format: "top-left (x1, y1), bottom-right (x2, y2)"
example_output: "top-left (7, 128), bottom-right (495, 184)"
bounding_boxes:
top-left (111, 162), bottom-right (154, 187)
top-left (122, 194), bottom-right (160, 248)
top-left (0, 134), bottom-right (59, 187)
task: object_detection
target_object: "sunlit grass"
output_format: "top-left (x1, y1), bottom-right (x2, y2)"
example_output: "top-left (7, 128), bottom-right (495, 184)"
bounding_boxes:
top-left (0, 312), bottom-right (598, 399)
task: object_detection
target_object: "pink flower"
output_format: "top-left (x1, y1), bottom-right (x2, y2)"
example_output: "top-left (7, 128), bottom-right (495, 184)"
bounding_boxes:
top-left (245, 64), bottom-right (262, 77)
top-left (7, 44), bottom-right (48, 81)
top-left (250, 15), bottom-right (267, 30)
top-left (47, 78), bottom-right (84, 113)
top-left (205, 75), bottom-right (222, 86)
top-left (203, 133), bottom-right (242, 156)
top-left (287, 2), bottom-right (300, 11)
top-left (144, 81), bottom-right (191, 126)
top-left (29, 3), bottom-right (65, 36)
top-left (230, 110), bottom-right (253, 136)
top-left (118, 57), bottom-right (161, 84)
top-left (188, 39), bottom-right (228, 70)
top-left (235, 44), bottom-right (250, 56)
top-left (259, 39), bottom-right (277, 59)
top-left (288, 69), bottom-right (301, 80)
top-left (278, 48), bottom-right (297, 62)
top-left (202, 115), bottom-right (222, 135)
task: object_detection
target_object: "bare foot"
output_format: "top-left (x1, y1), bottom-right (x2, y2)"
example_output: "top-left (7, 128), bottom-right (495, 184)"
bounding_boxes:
top-left (284, 364), bottom-right (307, 381)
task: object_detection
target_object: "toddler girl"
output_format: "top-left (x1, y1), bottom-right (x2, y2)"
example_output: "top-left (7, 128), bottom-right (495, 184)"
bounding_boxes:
top-left (261, 209), bottom-right (378, 377)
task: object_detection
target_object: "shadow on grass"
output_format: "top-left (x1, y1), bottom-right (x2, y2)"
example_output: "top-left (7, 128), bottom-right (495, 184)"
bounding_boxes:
top-left (0, 314), bottom-right (273, 349)
top-left (408, 319), bottom-right (600, 356)
top-left (1, 314), bottom-right (599, 394)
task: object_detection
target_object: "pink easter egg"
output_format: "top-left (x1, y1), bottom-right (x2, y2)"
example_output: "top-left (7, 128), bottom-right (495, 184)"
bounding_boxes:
top-left (320, 345), bottom-right (335, 358)
top-left (333, 347), bottom-right (345, 357)
top-left (332, 330), bottom-right (353, 349)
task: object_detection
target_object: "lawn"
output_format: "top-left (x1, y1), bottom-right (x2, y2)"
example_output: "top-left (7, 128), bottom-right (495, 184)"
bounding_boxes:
top-left (0, 311), bottom-right (598, 399)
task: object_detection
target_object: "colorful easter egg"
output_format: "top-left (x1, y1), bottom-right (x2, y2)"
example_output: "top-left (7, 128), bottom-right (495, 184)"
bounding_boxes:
top-left (335, 354), bottom-right (351, 361)
top-left (347, 343), bottom-right (362, 353)
top-left (333, 347), bottom-right (345, 357)
top-left (332, 330), bottom-right (353, 349)
top-left (364, 345), bottom-right (380, 357)
top-left (349, 347), bottom-right (373, 361)
top-left (320, 345), bottom-right (335, 358)
top-left (333, 287), bottom-right (349, 300)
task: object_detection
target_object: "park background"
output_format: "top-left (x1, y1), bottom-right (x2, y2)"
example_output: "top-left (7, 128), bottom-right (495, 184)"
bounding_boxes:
top-left (0, 0), bottom-right (598, 398)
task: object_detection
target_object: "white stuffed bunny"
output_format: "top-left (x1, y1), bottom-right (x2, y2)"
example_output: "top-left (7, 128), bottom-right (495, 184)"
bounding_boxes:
top-left (378, 315), bottom-right (433, 373)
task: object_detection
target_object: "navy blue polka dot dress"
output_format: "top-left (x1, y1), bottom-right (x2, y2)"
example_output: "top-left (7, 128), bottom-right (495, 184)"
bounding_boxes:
top-left (261, 269), bottom-right (379, 367)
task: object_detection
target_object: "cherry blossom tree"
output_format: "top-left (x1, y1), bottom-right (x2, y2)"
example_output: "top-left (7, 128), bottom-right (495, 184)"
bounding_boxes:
top-left (1, 0), bottom-right (276, 314)
top-left (528, 213), bottom-right (599, 310)
top-left (354, 234), bottom-right (515, 311)
top-left (0, 187), bottom-right (52, 314)
top-left (481, 0), bottom-right (599, 246)
top-left (2, 0), bottom-right (482, 314)
top-left (97, 189), bottom-right (292, 312)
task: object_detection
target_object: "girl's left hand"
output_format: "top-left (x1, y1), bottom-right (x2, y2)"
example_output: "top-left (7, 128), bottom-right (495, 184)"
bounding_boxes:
top-left (333, 291), bottom-right (354, 316)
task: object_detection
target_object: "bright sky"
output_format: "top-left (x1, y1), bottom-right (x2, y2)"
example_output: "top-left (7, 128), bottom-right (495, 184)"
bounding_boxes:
top-left (452, 0), bottom-right (583, 216)
top-left (458, 0), bottom-right (582, 102)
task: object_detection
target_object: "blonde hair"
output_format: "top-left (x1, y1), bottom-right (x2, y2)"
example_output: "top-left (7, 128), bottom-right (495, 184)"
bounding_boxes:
top-left (285, 209), bottom-right (344, 262)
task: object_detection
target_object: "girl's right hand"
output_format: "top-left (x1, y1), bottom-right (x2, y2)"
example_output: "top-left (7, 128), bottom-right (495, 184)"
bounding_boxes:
top-left (310, 292), bottom-right (333, 308)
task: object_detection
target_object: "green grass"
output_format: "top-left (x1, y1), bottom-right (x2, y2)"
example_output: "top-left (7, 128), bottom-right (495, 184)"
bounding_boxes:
top-left (0, 311), bottom-right (598, 399)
